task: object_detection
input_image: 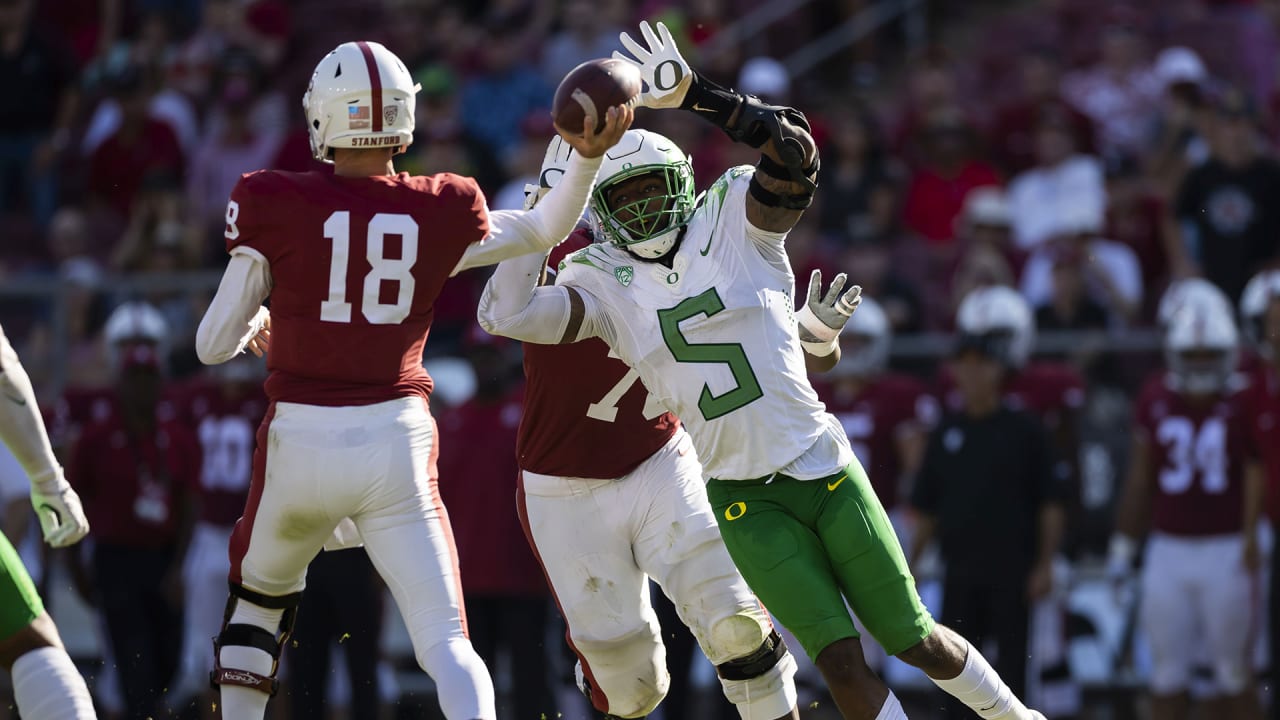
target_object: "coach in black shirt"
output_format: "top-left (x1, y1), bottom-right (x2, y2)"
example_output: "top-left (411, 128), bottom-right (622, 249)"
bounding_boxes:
top-left (909, 332), bottom-right (1066, 718)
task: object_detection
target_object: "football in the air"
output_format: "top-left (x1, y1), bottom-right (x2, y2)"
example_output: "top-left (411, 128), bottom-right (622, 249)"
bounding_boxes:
top-left (552, 58), bottom-right (642, 135)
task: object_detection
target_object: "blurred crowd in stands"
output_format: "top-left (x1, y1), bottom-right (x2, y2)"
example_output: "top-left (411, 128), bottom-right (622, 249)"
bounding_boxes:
top-left (3, 0), bottom-right (1280, 717)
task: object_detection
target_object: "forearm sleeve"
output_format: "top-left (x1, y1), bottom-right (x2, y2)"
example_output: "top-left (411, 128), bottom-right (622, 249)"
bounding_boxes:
top-left (196, 249), bottom-right (272, 365)
top-left (0, 329), bottom-right (63, 488)
top-left (452, 153), bottom-right (603, 275)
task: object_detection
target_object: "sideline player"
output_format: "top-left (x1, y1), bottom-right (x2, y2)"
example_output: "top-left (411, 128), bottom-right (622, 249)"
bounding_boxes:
top-left (511, 140), bottom-right (802, 720)
top-left (194, 40), bottom-right (632, 720)
top-left (0, 324), bottom-right (97, 719)
top-left (479, 20), bottom-right (1047, 720)
top-left (1110, 298), bottom-right (1263, 720)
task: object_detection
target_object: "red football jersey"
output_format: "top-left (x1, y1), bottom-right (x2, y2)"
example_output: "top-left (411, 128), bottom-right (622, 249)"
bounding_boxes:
top-left (176, 378), bottom-right (268, 526)
top-left (1136, 379), bottom-right (1253, 536)
top-left (819, 373), bottom-right (936, 509)
top-left (436, 388), bottom-right (547, 596)
top-left (225, 169), bottom-right (489, 406)
top-left (516, 229), bottom-right (679, 479)
top-left (68, 414), bottom-right (201, 547)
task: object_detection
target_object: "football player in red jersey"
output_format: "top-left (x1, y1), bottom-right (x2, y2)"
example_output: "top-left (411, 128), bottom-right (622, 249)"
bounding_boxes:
top-left (193, 41), bottom-right (632, 720)
top-left (945, 286), bottom-right (1084, 715)
top-left (171, 354), bottom-right (267, 715)
top-left (1239, 269), bottom-right (1280, 720)
top-left (506, 139), bottom-right (801, 720)
top-left (1110, 299), bottom-right (1264, 720)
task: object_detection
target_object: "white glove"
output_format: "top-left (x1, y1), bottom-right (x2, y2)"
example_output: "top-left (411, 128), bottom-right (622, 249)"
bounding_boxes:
top-left (523, 135), bottom-right (574, 211)
top-left (613, 20), bottom-right (694, 110)
top-left (795, 269), bottom-right (862, 355)
top-left (30, 472), bottom-right (89, 548)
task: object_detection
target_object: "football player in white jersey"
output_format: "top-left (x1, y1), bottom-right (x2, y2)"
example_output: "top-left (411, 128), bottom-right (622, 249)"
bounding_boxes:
top-left (479, 20), bottom-right (1047, 720)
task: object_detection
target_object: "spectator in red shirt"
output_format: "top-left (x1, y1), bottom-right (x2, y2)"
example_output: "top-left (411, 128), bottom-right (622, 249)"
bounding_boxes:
top-left (436, 336), bottom-right (557, 717)
top-left (69, 341), bottom-right (200, 720)
top-left (87, 63), bottom-right (184, 224)
top-left (901, 107), bottom-right (1001, 246)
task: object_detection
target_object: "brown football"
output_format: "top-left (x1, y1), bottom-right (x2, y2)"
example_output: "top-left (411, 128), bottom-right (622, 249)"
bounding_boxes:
top-left (552, 58), bottom-right (642, 135)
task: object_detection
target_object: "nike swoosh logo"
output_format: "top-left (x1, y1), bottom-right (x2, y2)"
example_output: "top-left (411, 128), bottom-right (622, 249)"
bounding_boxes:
top-left (826, 474), bottom-right (848, 492)
top-left (692, 102), bottom-right (714, 113)
top-left (3, 390), bottom-right (25, 406)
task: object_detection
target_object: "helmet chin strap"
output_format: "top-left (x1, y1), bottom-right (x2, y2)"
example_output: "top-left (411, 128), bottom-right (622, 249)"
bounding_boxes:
top-left (623, 226), bottom-right (683, 260)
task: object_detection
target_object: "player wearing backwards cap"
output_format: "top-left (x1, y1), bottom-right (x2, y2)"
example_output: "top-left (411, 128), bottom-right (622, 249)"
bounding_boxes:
top-left (194, 40), bottom-right (632, 720)
top-left (479, 19), bottom-right (1047, 720)
top-left (0, 322), bottom-right (96, 720)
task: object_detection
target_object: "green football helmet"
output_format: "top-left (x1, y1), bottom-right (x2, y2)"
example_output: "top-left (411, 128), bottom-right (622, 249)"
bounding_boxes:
top-left (588, 129), bottom-right (696, 259)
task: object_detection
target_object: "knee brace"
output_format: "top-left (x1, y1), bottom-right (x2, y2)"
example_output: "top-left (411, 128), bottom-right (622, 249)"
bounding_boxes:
top-left (572, 625), bottom-right (668, 718)
top-left (209, 583), bottom-right (301, 697)
top-left (716, 629), bottom-right (799, 719)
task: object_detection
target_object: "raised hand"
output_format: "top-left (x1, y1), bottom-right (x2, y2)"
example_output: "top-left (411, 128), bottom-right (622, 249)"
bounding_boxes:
top-left (613, 20), bottom-right (694, 110)
top-left (555, 104), bottom-right (634, 159)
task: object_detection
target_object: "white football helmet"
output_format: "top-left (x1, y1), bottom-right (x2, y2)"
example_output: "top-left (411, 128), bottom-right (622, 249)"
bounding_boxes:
top-left (104, 301), bottom-right (167, 346)
top-left (303, 41), bottom-right (420, 163)
top-left (1156, 278), bottom-right (1231, 328)
top-left (1165, 300), bottom-right (1238, 395)
top-left (1239, 269), bottom-right (1280, 348)
top-left (835, 296), bottom-right (890, 377)
top-left (104, 301), bottom-right (168, 370)
top-left (955, 285), bottom-right (1034, 368)
top-left (589, 129), bottom-right (696, 259)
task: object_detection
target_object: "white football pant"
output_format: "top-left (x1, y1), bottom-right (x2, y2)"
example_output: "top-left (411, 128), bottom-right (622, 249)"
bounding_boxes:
top-left (230, 397), bottom-right (494, 719)
top-left (1140, 532), bottom-right (1255, 696)
top-left (519, 429), bottom-right (797, 719)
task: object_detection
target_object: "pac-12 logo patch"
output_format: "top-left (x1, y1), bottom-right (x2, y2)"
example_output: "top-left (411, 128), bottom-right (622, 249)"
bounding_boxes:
top-left (615, 265), bottom-right (634, 287)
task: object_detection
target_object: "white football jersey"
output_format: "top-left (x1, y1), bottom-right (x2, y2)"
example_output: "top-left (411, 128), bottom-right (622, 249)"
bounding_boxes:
top-left (558, 166), bottom-right (851, 480)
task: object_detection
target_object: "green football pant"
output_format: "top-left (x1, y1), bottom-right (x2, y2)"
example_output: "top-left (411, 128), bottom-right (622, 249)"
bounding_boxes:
top-left (706, 460), bottom-right (934, 661)
top-left (0, 530), bottom-right (42, 639)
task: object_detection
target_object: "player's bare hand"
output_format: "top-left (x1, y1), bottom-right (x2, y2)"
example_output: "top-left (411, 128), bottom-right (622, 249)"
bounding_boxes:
top-left (247, 312), bottom-right (271, 357)
top-left (555, 104), bottom-right (633, 159)
top-left (1026, 561), bottom-right (1053, 601)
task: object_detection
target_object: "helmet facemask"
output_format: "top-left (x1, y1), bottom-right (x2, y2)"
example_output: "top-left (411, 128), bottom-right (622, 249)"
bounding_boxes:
top-left (591, 162), bottom-right (695, 259)
top-left (1169, 347), bottom-right (1236, 395)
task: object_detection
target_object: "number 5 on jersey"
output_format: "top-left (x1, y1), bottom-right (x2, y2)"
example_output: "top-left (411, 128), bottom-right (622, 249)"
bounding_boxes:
top-left (320, 211), bottom-right (419, 325)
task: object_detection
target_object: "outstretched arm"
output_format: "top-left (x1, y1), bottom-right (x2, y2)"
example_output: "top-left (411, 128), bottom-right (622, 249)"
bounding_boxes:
top-left (451, 106), bottom-right (633, 275)
top-left (0, 327), bottom-right (90, 547)
top-left (614, 21), bottom-right (818, 234)
top-left (477, 252), bottom-right (613, 346)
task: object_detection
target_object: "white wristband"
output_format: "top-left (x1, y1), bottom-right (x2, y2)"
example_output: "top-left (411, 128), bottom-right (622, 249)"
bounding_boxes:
top-left (801, 336), bottom-right (838, 356)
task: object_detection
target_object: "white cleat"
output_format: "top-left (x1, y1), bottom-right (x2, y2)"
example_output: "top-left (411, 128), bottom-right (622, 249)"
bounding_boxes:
top-left (1029, 713), bottom-right (1048, 720)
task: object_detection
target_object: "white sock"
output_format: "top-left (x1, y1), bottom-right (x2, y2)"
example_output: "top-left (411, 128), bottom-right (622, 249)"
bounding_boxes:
top-left (930, 643), bottom-right (1032, 720)
top-left (875, 690), bottom-right (909, 719)
top-left (418, 637), bottom-right (496, 719)
top-left (12, 646), bottom-right (96, 719)
top-left (218, 602), bottom-right (284, 720)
